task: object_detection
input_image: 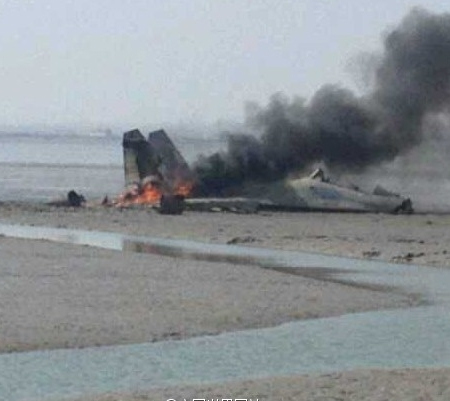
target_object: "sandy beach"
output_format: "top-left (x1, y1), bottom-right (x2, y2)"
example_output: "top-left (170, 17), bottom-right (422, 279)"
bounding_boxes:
top-left (1, 202), bottom-right (449, 400)
top-left (0, 235), bottom-right (412, 353)
top-left (76, 367), bottom-right (450, 401)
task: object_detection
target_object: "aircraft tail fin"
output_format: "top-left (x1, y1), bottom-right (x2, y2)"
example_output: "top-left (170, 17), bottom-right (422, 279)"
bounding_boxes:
top-left (147, 129), bottom-right (195, 189)
top-left (122, 129), bottom-right (195, 193)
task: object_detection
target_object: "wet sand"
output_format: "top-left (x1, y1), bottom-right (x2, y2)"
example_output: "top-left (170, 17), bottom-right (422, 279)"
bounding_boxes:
top-left (77, 367), bottom-right (450, 401)
top-left (0, 202), bottom-right (449, 400)
top-left (1, 202), bottom-right (450, 267)
top-left (0, 235), bottom-right (412, 353)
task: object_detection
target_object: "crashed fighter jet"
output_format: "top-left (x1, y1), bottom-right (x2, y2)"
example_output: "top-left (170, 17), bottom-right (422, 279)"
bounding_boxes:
top-left (120, 130), bottom-right (412, 213)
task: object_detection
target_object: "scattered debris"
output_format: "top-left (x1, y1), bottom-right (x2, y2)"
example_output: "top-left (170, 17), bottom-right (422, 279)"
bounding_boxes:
top-left (393, 238), bottom-right (425, 244)
top-left (306, 235), bottom-right (328, 240)
top-left (185, 198), bottom-right (260, 214)
top-left (67, 190), bottom-right (85, 207)
top-left (158, 194), bottom-right (185, 215)
top-left (47, 190), bottom-right (86, 207)
top-left (227, 236), bottom-right (260, 245)
top-left (363, 250), bottom-right (381, 258)
top-left (392, 252), bottom-right (425, 262)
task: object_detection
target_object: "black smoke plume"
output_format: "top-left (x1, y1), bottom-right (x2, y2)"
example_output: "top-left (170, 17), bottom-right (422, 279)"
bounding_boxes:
top-left (194, 8), bottom-right (450, 195)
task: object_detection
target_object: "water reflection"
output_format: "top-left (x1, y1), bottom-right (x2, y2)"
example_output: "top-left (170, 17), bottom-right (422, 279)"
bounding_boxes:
top-left (123, 239), bottom-right (277, 267)
top-left (0, 223), bottom-right (448, 303)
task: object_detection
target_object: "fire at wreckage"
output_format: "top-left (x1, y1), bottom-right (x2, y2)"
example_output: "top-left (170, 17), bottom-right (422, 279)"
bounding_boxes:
top-left (118, 129), bottom-right (413, 214)
top-left (117, 129), bottom-right (195, 213)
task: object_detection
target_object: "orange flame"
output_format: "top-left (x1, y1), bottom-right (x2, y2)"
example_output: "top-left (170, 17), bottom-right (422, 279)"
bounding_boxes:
top-left (114, 180), bottom-right (193, 207)
top-left (175, 182), bottom-right (193, 197)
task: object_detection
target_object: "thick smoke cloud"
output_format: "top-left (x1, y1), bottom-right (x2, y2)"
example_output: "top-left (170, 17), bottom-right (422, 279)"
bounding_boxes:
top-left (194, 8), bottom-right (450, 195)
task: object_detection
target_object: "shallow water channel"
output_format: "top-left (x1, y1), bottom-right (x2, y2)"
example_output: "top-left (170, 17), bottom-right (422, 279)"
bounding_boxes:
top-left (0, 224), bottom-right (450, 401)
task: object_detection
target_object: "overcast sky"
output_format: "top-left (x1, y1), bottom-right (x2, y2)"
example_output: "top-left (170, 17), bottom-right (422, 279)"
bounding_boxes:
top-left (0, 0), bottom-right (448, 129)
